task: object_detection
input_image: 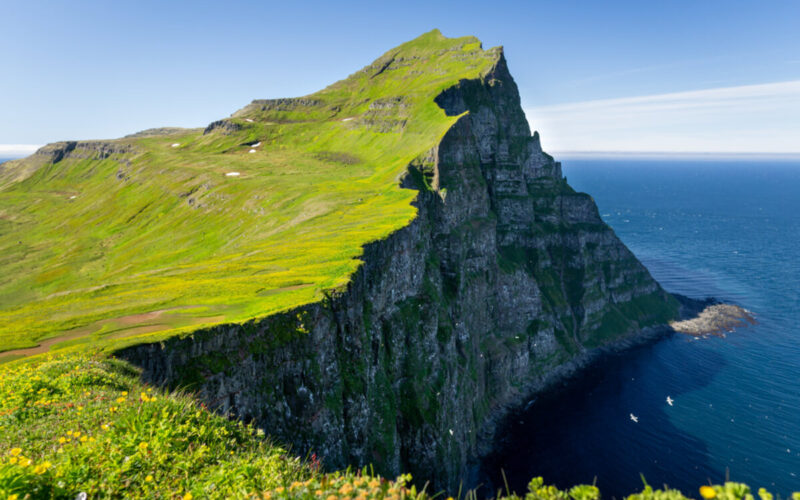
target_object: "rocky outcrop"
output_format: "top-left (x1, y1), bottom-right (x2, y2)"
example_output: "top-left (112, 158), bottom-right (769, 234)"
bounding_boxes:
top-left (203, 119), bottom-right (243, 135)
top-left (670, 303), bottom-right (756, 337)
top-left (34, 140), bottom-right (135, 163)
top-left (0, 139), bottom-right (137, 187)
top-left (118, 49), bottom-right (678, 493)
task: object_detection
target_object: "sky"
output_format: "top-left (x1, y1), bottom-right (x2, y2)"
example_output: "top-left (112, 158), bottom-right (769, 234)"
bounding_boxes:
top-left (1, 0), bottom-right (799, 156)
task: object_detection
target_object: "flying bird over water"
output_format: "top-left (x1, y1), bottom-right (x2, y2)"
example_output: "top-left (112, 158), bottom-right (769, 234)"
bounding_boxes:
top-left (667, 396), bottom-right (674, 406)
top-left (630, 413), bottom-right (639, 423)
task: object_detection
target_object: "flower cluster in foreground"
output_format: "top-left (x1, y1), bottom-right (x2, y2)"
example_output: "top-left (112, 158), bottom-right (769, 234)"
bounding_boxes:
top-left (2, 353), bottom-right (800, 499)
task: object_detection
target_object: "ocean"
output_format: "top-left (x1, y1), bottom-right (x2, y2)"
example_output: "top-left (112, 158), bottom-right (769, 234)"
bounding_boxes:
top-left (487, 159), bottom-right (800, 497)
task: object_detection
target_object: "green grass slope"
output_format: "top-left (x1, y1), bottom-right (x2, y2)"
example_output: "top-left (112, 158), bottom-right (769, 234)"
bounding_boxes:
top-left (0, 30), bottom-right (499, 358)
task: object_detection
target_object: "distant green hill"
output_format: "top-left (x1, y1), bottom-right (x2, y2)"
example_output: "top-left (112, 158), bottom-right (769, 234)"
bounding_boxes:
top-left (0, 30), bottom-right (497, 359)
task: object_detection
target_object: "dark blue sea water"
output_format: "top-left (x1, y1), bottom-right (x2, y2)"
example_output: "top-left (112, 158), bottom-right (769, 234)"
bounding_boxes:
top-left (490, 159), bottom-right (800, 497)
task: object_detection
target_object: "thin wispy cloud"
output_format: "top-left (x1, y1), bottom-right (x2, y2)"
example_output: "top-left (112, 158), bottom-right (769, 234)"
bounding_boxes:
top-left (525, 80), bottom-right (800, 153)
top-left (0, 144), bottom-right (41, 157)
top-left (564, 54), bottom-right (731, 88)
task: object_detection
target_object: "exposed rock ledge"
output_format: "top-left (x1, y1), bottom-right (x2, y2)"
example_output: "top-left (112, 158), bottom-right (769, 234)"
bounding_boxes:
top-left (670, 302), bottom-right (756, 337)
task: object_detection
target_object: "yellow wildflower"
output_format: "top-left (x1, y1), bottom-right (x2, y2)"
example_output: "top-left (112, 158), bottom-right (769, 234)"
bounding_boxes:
top-left (19, 457), bottom-right (32, 467)
top-left (33, 461), bottom-right (52, 475)
top-left (8, 494), bottom-right (19, 500)
top-left (700, 486), bottom-right (717, 499)
top-left (9, 457), bottom-right (17, 464)
top-left (9, 448), bottom-right (22, 456)
top-left (116, 397), bottom-right (125, 403)
top-left (58, 437), bottom-right (67, 444)
top-left (73, 431), bottom-right (81, 437)
top-left (138, 442), bottom-right (149, 452)
top-left (121, 391), bottom-right (128, 396)
top-left (80, 436), bottom-right (88, 443)
top-left (327, 495), bottom-right (338, 500)
top-left (183, 493), bottom-right (193, 500)
top-left (145, 474), bottom-right (153, 482)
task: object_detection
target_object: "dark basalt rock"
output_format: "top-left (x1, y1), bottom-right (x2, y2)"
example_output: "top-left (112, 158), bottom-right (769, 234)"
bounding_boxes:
top-left (34, 140), bottom-right (134, 163)
top-left (203, 119), bottom-right (243, 135)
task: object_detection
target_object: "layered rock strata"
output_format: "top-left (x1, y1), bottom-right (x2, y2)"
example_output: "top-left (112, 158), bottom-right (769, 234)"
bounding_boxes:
top-left (119, 50), bottom-right (678, 492)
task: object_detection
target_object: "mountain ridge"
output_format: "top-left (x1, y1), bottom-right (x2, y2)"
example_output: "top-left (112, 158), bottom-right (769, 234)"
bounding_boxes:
top-left (0, 29), bottom-right (500, 358)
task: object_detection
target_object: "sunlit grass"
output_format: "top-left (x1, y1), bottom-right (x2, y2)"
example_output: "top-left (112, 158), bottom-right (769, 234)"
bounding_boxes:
top-left (0, 30), bottom-right (498, 357)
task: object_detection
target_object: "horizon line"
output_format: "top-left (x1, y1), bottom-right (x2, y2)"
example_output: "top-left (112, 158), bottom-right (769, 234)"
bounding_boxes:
top-left (2, 145), bottom-right (800, 161)
top-left (552, 150), bottom-right (800, 156)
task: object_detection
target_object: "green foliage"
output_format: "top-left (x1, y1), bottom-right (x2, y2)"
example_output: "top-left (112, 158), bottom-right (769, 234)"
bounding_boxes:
top-left (497, 245), bottom-right (538, 275)
top-left (0, 353), bottom-right (308, 498)
top-left (0, 30), bottom-right (500, 359)
top-left (585, 291), bottom-right (680, 348)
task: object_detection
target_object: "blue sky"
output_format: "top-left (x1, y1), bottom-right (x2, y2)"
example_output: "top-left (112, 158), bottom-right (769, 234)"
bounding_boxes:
top-left (1, 0), bottom-right (799, 155)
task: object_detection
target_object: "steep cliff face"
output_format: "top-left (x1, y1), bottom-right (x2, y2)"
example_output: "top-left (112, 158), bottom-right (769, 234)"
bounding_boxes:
top-left (118, 49), bottom-right (677, 492)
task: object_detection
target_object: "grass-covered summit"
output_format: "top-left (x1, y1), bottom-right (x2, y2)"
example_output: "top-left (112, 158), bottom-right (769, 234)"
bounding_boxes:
top-left (0, 30), bottom-right (499, 359)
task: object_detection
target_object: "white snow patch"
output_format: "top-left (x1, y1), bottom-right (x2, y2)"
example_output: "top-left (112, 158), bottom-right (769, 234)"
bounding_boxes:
top-left (245, 118), bottom-right (254, 122)
top-left (249, 149), bottom-right (257, 153)
top-left (341, 117), bottom-right (354, 122)
top-left (171, 143), bottom-right (180, 148)
top-left (225, 172), bottom-right (241, 177)
top-left (69, 195), bottom-right (77, 199)
top-left (250, 142), bottom-right (261, 148)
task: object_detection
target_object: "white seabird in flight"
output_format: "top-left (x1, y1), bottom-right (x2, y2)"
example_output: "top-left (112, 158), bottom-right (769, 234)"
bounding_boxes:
top-left (667, 396), bottom-right (674, 406)
top-left (630, 413), bottom-right (639, 423)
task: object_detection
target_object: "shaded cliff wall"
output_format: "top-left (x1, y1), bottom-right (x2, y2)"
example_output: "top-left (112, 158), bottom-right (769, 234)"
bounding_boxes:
top-left (118, 52), bottom-right (677, 492)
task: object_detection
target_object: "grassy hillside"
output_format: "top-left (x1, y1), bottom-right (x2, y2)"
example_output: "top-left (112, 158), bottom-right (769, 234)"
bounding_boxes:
top-left (0, 30), bottom-right (498, 359)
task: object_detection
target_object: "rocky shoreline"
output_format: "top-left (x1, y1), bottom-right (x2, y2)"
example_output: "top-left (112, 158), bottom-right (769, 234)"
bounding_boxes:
top-left (670, 302), bottom-right (756, 337)
top-left (478, 293), bottom-right (754, 493)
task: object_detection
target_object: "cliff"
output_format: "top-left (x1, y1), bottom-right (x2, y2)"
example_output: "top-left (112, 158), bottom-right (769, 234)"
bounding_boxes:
top-left (115, 34), bottom-right (679, 491)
